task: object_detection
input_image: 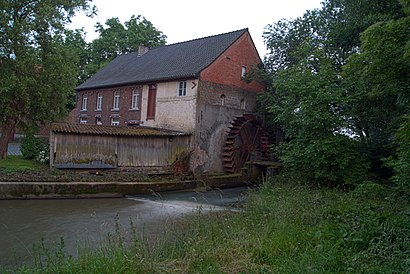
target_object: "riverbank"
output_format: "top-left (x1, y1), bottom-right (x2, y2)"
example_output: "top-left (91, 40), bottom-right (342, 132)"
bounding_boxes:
top-left (0, 156), bottom-right (257, 199)
top-left (6, 177), bottom-right (408, 273)
top-left (0, 181), bottom-right (197, 199)
top-left (0, 173), bottom-right (253, 199)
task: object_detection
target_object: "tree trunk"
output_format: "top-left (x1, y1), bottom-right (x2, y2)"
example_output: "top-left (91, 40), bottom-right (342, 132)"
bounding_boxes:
top-left (0, 121), bottom-right (17, 159)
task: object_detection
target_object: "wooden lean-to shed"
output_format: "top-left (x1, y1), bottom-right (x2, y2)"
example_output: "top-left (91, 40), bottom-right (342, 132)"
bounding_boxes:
top-left (50, 123), bottom-right (191, 173)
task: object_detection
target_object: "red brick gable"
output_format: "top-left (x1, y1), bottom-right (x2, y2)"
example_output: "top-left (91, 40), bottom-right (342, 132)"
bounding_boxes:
top-left (199, 31), bottom-right (264, 92)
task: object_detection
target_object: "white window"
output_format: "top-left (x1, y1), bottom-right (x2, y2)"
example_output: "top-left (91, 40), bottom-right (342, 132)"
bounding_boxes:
top-left (79, 117), bottom-right (87, 124)
top-left (113, 90), bottom-right (120, 110)
top-left (131, 89), bottom-right (139, 110)
top-left (178, 81), bottom-right (187, 97)
top-left (111, 117), bottom-right (120, 126)
top-left (95, 116), bottom-right (102, 125)
top-left (241, 66), bottom-right (246, 78)
top-left (96, 93), bottom-right (102, 111)
top-left (81, 95), bottom-right (87, 111)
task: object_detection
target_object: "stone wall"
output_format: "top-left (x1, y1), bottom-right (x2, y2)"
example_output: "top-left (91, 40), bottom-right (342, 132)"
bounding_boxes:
top-left (191, 81), bottom-right (259, 174)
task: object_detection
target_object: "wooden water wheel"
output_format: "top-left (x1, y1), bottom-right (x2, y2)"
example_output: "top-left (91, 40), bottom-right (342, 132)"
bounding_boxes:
top-left (222, 114), bottom-right (269, 173)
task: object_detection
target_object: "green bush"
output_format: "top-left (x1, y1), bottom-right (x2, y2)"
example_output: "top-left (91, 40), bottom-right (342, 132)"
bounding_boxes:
top-left (21, 135), bottom-right (49, 163)
top-left (279, 135), bottom-right (369, 187)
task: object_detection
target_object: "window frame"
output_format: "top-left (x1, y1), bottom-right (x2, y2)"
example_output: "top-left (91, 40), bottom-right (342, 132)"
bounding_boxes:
top-left (95, 116), bottom-right (102, 125)
top-left (113, 90), bottom-right (120, 110)
top-left (81, 95), bottom-right (88, 111)
top-left (79, 117), bottom-right (87, 124)
top-left (221, 94), bottom-right (226, 106)
top-left (131, 89), bottom-right (139, 110)
top-left (178, 81), bottom-right (187, 97)
top-left (241, 66), bottom-right (246, 78)
top-left (111, 117), bottom-right (120, 126)
top-left (96, 93), bottom-right (102, 111)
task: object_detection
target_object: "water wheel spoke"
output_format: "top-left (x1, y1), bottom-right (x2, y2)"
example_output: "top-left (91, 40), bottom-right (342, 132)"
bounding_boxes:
top-left (222, 115), bottom-right (269, 173)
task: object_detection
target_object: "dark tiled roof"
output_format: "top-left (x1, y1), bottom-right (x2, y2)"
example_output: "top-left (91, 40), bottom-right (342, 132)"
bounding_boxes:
top-left (51, 123), bottom-right (190, 137)
top-left (76, 29), bottom-right (248, 90)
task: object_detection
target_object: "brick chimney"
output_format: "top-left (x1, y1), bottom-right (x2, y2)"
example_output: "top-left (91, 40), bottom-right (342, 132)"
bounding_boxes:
top-left (137, 45), bottom-right (149, 56)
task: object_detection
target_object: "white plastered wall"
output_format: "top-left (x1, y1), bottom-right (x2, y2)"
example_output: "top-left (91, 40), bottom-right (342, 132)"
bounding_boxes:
top-left (141, 80), bottom-right (198, 133)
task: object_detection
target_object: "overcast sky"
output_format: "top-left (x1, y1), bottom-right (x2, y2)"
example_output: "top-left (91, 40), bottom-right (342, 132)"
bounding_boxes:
top-left (69, 0), bottom-right (323, 57)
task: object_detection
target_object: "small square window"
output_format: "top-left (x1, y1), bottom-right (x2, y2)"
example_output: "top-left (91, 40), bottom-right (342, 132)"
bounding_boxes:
top-left (178, 81), bottom-right (187, 97)
top-left (111, 117), bottom-right (120, 126)
top-left (79, 117), bottom-right (87, 124)
top-left (96, 116), bottom-right (102, 125)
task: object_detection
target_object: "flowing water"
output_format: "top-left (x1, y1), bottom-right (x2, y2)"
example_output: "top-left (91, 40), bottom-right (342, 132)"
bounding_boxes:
top-left (0, 186), bottom-right (250, 269)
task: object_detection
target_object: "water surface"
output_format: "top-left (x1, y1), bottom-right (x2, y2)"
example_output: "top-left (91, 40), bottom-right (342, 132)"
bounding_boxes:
top-left (0, 186), bottom-right (249, 268)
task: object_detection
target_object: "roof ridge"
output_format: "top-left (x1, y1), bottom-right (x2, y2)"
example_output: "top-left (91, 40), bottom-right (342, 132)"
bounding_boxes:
top-left (115, 28), bottom-right (249, 56)
top-left (150, 28), bottom-right (248, 51)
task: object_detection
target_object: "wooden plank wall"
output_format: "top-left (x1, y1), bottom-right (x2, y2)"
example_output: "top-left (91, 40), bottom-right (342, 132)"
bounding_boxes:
top-left (51, 133), bottom-right (191, 169)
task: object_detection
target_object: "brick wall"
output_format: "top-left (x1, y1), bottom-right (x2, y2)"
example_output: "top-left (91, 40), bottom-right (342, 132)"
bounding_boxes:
top-left (200, 31), bottom-right (265, 92)
top-left (197, 80), bottom-right (257, 111)
top-left (75, 85), bottom-right (142, 126)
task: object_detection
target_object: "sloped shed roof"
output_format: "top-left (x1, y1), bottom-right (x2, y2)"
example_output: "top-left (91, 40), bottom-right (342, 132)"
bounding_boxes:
top-left (51, 123), bottom-right (190, 137)
top-left (76, 29), bottom-right (248, 91)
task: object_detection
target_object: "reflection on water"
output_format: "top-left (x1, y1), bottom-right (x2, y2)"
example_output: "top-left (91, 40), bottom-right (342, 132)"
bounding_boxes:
top-left (0, 186), bottom-right (249, 268)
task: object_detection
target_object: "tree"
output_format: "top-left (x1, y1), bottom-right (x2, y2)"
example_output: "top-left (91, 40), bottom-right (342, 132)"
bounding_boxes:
top-left (343, 0), bottom-right (410, 178)
top-left (63, 28), bottom-right (90, 85)
top-left (86, 15), bottom-right (167, 76)
top-left (263, 0), bottom-right (404, 74)
top-left (261, 0), bottom-right (405, 185)
top-left (267, 48), bottom-right (368, 185)
top-left (391, 115), bottom-right (410, 199)
top-left (62, 28), bottom-right (91, 110)
top-left (0, 0), bottom-right (95, 158)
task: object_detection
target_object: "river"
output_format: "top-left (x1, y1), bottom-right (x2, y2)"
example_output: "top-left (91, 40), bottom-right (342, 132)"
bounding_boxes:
top-left (0, 186), bottom-right (250, 269)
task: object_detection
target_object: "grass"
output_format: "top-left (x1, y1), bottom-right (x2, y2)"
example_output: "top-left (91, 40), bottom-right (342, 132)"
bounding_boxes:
top-left (6, 177), bottom-right (410, 273)
top-left (0, 156), bottom-right (44, 172)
